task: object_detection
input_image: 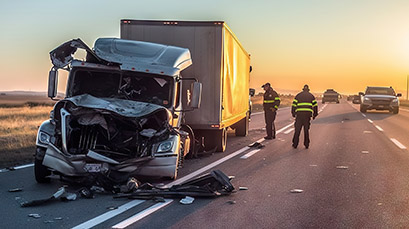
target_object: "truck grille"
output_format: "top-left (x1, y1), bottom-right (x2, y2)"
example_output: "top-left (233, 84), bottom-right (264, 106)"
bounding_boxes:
top-left (78, 125), bottom-right (98, 152)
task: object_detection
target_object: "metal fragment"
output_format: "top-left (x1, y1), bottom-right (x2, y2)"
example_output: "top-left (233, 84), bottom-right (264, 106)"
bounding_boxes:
top-left (239, 187), bottom-right (248, 191)
top-left (290, 189), bottom-right (304, 193)
top-left (28, 214), bottom-right (41, 218)
top-left (180, 196), bottom-right (195, 205)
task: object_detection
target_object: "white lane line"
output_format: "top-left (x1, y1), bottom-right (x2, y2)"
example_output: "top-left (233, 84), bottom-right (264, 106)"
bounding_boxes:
top-left (390, 138), bottom-right (407, 150)
top-left (75, 121), bottom-right (296, 228)
top-left (367, 119), bottom-right (373, 123)
top-left (112, 200), bottom-right (173, 229)
top-left (240, 149), bottom-right (261, 159)
top-left (375, 125), bottom-right (384, 132)
top-left (400, 108), bottom-right (409, 112)
top-left (72, 200), bottom-right (145, 229)
top-left (0, 163), bottom-right (34, 172)
top-left (284, 128), bottom-right (294, 134)
top-left (362, 114), bottom-right (367, 117)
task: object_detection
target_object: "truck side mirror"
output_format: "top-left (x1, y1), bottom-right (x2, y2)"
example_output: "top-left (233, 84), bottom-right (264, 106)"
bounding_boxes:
top-left (359, 92), bottom-right (364, 96)
top-left (249, 88), bottom-right (255, 97)
top-left (48, 69), bottom-right (58, 98)
top-left (189, 82), bottom-right (202, 109)
top-left (397, 93), bottom-right (402, 97)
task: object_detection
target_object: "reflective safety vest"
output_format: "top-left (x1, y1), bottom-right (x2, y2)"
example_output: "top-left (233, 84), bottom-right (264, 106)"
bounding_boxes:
top-left (263, 88), bottom-right (280, 110)
top-left (291, 91), bottom-right (318, 117)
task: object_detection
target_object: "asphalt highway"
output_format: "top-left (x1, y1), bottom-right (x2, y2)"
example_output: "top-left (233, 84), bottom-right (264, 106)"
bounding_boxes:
top-left (2, 100), bottom-right (409, 228)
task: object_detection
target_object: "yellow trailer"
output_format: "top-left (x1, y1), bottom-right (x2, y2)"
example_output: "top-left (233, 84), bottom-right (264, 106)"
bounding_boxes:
top-left (121, 20), bottom-right (251, 152)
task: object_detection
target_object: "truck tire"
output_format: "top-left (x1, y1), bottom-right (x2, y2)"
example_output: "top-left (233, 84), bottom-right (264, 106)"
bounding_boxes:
top-left (34, 147), bottom-right (51, 183)
top-left (204, 128), bottom-right (227, 152)
top-left (360, 106), bottom-right (366, 113)
top-left (393, 107), bottom-right (399, 114)
top-left (235, 113), bottom-right (249, 137)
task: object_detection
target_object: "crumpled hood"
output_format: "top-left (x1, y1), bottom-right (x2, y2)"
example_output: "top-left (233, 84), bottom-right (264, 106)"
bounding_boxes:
top-left (62, 94), bottom-right (170, 119)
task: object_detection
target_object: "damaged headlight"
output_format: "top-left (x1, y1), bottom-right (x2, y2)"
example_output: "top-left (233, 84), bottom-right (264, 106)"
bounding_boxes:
top-left (37, 131), bottom-right (51, 145)
top-left (154, 136), bottom-right (179, 155)
top-left (157, 141), bottom-right (173, 153)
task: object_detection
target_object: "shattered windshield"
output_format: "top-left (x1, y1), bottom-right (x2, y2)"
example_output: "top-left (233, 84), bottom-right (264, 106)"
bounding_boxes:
top-left (68, 68), bottom-right (173, 107)
top-left (366, 88), bottom-right (395, 96)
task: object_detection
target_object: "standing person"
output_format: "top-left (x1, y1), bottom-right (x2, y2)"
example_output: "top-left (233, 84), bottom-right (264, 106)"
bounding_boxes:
top-left (262, 83), bottom-right (280, 140)
top-left (291, 85), bottom-right (318, 148)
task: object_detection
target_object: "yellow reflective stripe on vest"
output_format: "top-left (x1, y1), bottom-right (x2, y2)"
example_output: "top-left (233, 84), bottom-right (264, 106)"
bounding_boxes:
top-left (292, 104), bottom-right (297, 107)
top-left (296, 108), bottom-right (313, 112)
top-left (274, 105), bottom-right (278, 109)
top-left (293, 99), bottom-right (298, 103)
top-left (275, 97), bottom-right (281, 100)
top-left (312, 104), bottom-right (318, 107)
top-left (297, 102), bottom-right (313, 106)
top-left (264, 100), bottom-right (275, 103)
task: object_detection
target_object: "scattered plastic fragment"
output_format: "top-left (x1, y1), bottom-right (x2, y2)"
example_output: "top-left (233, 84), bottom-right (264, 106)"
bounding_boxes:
top-left (44, 220), bottom-right (55, 223)
top-left (361, 151), bottom-right (369, 154)
top-left (248, 142), bottom-right (264, 149)
top-left (61, 193), bottom-right (77, 201)
top-left (309, 165), bottom-right (318, 167)
top-left (336, 166), bottom-right (349, 169)
top-left (79, 187), bottom-right (95, 199)
top-left (54, 217), bottom-right (63, 220)
top-left (239, 187), bottom-right (248, 191)
top-left (290, 189), bottom-right (304, 193)
top-left (227, 200), bottom-right (236, 204)
top-left (8, 188), bottom-right (23, 192)
top-left (363, 131), bottom-right (372, 134)
top-left (180, 196), bottom-right (195, 205)
top-left (107, 206), bottom-right (118, 210)
top-left (28, 214), bottom-right (41, 218)
top-left (21, 187), bottom-right (66, 207)
top-left (153, 197), bottom-right (166, 203)
top-left (377, 203), bottom-right (383, 206)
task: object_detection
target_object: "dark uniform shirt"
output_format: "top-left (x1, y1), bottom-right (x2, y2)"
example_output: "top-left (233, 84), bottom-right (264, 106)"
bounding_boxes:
top-left (263, 88), bottom-right (281, 111)
top-left (291, 91), bottom-right (318, 117)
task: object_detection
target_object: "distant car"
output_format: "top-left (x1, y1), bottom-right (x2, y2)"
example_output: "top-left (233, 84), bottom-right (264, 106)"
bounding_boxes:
top-left (352, 95), bottom-right (361, 104)
top-left (322, 89), bottom-right (340, 104)
top-left (360, 86), bottom-right (401, 114)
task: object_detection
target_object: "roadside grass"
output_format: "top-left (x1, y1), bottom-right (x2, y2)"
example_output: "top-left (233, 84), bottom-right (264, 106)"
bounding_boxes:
top-left (251, 94), bottom-right (294, 113)
top-left (0, 105), bottom-right (52, 168)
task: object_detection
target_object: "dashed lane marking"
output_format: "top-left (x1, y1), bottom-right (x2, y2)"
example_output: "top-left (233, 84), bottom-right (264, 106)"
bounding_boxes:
top-left (112, 199), bottom-right (173, 229)
top-left (284, 128), bottom-right (294, 134)
top-left (72, 200), bottom-right (145, 229)
top-left (390, 138), bottom-right (407, 150)
top-left (240, 149), bottom-right (261, 159)
top-left (375, 125), bottom-right (384, 132)
top-left (367, 119), bottom-right (373, 123)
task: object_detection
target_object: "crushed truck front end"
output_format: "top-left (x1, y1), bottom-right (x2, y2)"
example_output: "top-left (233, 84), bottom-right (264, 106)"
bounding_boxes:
top-left (35, 38), bottom-right (195, 182)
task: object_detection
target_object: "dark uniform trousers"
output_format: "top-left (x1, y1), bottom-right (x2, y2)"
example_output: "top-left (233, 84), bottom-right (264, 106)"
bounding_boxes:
top-left (292, 113), bottom-right (311, 147)
top-left (264, 108), bottom-right (277, 138)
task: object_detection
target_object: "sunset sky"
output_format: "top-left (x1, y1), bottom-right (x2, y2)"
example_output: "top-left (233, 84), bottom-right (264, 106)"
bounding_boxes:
top-left (1, 0), bottom-right (409, 96)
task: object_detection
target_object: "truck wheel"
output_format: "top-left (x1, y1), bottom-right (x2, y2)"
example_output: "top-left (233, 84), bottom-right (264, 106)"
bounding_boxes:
top-left (204, 128), bottom-right (227, 152)
top-left (360, 106), bottom-right (366, 113)
top-left (34, 147), bottom-right (51, 183)
top-left (235, 113), bottom-right (249, 137)
top-left (393, 107), bottom-right (399, 114)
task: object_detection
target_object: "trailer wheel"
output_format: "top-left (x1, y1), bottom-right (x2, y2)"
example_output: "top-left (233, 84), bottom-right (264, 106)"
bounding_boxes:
top-left (393, 107), bottom-right (399, 114)
top-left (34, 147), bottom-right (51, 183)
top-left (235, 113), bottom-right (249, 137)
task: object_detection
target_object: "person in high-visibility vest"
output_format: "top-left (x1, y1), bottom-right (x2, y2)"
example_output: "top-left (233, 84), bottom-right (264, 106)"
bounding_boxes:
top-left (262, 83), bottom-right (280, 139)
top-left (291, 85), bottom-right (318, 148)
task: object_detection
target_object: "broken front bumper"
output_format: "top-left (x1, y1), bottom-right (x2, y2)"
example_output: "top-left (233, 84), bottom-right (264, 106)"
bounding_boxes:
top-left (42, 143), bottom-right (178, 178)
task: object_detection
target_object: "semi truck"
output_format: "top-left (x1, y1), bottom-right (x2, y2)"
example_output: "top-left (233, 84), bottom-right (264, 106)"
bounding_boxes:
top-left (34, 20), bottom-right (250, 182)
top-left (121, 20), bottom-right (251, 152)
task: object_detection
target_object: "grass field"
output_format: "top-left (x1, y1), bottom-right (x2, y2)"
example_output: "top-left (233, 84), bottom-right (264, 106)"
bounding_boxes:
top-left (0, 105), bottom-right (53, 168)
top-left (251, 94), bottom-right (295, 113)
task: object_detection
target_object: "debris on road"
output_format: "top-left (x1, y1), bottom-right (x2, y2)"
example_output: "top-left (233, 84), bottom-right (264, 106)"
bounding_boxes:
top-left (107, 206), bottom-right (119, 210)
top-left (363, 131), bottom-right (372, 134)
top-left (227, 200), bottom-right (236, 204)
top-left (309, 164), bottom-right (318, 167)
top-left (54, 217), bottom-right (63, 220)
top-left (361, 151), bottom-right (369, 154)
top-left (290, 189), bottom-right (304, 193)
top-left (180, 196), bottom-right (195, 205)
top-left (8, 188), bottom-right (23, 192)
top-left (239, 187), bottom-right (249, 191)
top-left (21, 187), bottom-right (77, 207)
top-left (336, 166), bottom-right (349, 169)
top-left (114, 170), bottom-right (234, 199)
top-left (28, 213), bottom-right (41, 219)
top-left (248, 142), bottom-right (265, 149)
